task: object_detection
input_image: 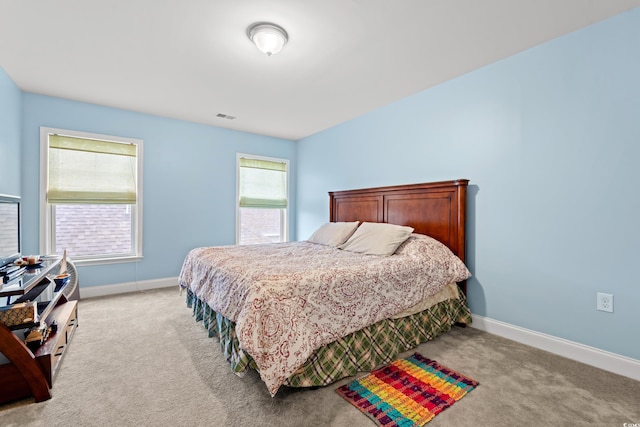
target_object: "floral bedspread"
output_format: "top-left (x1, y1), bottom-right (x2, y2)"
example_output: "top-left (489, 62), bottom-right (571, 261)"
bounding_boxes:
top-left (178, 234), bottom-right (471, 396)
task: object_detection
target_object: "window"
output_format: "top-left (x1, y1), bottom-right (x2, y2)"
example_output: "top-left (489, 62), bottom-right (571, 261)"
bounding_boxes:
top-left (40, 128), bottom-right (143, 265)
top-left (237, 154), bottom-right (289, 245)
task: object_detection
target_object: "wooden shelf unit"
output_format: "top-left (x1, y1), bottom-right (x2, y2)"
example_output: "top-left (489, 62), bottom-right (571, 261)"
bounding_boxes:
top-left (0, 257), bottom-right (78, 404)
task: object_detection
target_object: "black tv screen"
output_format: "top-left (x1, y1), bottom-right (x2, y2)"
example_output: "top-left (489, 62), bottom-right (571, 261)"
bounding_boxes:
top-left (0, 194), bottom-right (21, 268)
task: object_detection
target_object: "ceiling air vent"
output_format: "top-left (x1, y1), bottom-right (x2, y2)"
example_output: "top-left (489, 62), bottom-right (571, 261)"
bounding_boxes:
top-left (216, 113), bottom-right (236, 120)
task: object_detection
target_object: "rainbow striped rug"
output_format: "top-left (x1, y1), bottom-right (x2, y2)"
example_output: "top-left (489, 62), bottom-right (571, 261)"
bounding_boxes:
top-left (336, 353), bottom-right (478, 426)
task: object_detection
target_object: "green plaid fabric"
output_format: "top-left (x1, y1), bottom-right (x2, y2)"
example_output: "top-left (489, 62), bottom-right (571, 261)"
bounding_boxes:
top-left (187, 291), bottom-right (257, 373)
top-left (186, 288), bottom-right (472, 387)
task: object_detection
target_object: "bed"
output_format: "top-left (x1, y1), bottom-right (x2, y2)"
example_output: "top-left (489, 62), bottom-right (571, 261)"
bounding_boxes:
top-left (179, 179), bottom-right (472, 396)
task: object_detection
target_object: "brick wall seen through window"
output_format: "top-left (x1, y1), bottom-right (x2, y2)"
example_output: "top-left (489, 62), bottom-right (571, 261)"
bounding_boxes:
top-left (54, 205), bottom-right (132, 257)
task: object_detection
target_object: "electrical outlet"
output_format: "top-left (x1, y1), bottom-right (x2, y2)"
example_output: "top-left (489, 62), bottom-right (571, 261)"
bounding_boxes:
top-left (597, 292), bottom-right (614, 313)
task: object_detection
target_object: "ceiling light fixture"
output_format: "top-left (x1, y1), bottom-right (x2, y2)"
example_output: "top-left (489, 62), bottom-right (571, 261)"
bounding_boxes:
top-left (247, 22), bottom-right (288, 56)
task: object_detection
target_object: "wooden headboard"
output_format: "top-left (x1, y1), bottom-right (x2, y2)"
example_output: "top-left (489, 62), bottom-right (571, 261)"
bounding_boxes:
top-left (329, 179), bottom-right (469, 293)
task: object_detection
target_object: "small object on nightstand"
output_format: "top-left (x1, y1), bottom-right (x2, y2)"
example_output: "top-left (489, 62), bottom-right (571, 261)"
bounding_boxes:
top-left (0, 301), bottom-right (37, 327)
top-left (2, 266), bottom-right (26, 283)
top-left (25, 323), bottom-right (50, 351)
top-left (53, 273), bottom-right (70, 289)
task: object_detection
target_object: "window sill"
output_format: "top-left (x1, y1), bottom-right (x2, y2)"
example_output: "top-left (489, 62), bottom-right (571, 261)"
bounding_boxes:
top-left (72, 255), bottom-right (143, 267)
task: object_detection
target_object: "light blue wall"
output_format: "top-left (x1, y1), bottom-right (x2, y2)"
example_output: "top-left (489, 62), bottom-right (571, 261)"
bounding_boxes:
top-left (297, 9), bottom-right (640, 360)
top-left (5, 8), bottom-right (638, 361)
top-left (20, 94), bottom-right (296, 287)
top-left (0, 67), bottom-right (22, 196)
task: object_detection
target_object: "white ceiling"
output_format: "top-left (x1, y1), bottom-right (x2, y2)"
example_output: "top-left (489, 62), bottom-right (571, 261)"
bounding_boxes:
top-left (1, 1), bottom-right (639, 141)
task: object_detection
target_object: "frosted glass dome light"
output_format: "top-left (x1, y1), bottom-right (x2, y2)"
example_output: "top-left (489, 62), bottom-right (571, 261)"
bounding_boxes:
top-left (247, 22), bottom-right (288, 56)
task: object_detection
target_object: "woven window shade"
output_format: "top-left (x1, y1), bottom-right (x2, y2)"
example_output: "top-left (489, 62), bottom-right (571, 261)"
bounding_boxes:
top-left (239, 158), bottom-right (287, 209)
top-left (48, 134), bottom-right (137, 204)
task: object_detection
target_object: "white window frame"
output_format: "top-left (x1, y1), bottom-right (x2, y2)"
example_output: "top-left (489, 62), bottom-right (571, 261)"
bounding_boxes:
top-left (39, 127), bottom-right (143, 266)
top-left (236, 153), bottom-right (289, 244)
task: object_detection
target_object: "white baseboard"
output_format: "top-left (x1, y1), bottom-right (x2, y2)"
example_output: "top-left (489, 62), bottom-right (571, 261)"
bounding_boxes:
top-left (79, 276), bottom-right (179, 299)
top-left (471, 314), bottom-right (640, 382)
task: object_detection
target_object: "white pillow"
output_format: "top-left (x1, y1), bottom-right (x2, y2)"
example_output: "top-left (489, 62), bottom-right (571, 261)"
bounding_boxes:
top-left (338, 222), bottom-right (414, 256)
top-left (307, 221), bottom-right (360, 247)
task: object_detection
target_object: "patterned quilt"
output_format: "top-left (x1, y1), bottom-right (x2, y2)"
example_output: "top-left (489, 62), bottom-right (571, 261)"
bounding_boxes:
top-left (178, 234), bottom-right (471, 396)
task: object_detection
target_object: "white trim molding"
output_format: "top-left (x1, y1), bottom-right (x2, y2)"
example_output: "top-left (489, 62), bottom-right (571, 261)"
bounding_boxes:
top-left (79, 276), bottom-right (179, 299)
top-left (471, 314), bottom-right (640, 382)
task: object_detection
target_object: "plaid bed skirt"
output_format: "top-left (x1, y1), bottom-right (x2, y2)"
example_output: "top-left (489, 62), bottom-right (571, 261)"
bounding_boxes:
top-left (185, 288), bottom-right (472, 389)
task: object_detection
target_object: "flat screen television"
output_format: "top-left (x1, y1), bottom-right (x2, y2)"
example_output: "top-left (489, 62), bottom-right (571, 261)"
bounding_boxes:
top-left (0, 194), bottom-right (21, 269)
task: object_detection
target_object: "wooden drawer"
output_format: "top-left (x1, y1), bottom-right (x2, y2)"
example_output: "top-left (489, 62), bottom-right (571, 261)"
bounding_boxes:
top-left (35, 301), bottom-right (78, 387)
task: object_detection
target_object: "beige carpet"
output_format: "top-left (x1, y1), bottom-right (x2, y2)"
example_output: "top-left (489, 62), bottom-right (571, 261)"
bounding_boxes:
top-left (1, 287), bottom-right (638, 426)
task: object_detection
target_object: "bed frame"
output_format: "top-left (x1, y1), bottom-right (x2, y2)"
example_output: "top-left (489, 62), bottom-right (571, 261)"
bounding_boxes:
top-left (329, 179), bottom-right (469, 294)
top-left (183, 179), bottom-right (471, 393)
